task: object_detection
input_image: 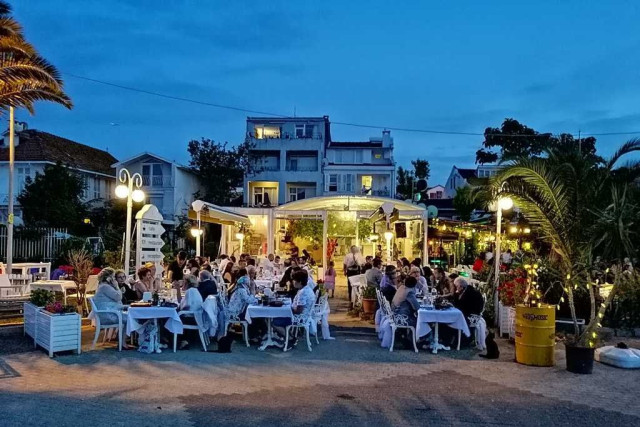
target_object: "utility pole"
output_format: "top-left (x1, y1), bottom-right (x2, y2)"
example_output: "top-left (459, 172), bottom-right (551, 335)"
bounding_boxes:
top-left (6, 107), bottom-right (15, 273)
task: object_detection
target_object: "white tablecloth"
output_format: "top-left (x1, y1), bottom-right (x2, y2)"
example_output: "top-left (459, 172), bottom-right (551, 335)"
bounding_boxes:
top-left (126, 307), bottom-right (184, 336)
top-left (254, 279), bottom-right (277, 290)
top-left (416, 307), bottom-right (470, 338)
top-left (245, 303), bottom-right (292, 324)
top-left (29, 280), bottom-right (76, 293)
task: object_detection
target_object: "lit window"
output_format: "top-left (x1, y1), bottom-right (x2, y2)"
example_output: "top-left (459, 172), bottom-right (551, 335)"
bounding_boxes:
top-left (255, 126), bottom-right (281, 139)
top-left (253, 186), bottom-right (277, 206)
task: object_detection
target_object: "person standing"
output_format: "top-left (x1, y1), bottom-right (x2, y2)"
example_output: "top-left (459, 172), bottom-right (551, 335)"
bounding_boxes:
top-left (343, 245), bottom-right (363, 306)
top-left (168, 250), bottom-right (187, 301)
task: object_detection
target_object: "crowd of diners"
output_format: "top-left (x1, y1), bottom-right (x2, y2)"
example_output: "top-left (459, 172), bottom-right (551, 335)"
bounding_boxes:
top-left (90, 249), bottom-right (323, 351)
top-left (343, 245), bottom-right (485, 349)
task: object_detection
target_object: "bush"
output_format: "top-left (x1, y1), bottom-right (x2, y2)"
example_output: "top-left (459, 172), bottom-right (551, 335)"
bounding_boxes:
top-left (362, 286), bottom-right (377, 299)
top-left (605, 272), bottom-right (640, 329)
top-left (30, 289), bottom-right (55, 307)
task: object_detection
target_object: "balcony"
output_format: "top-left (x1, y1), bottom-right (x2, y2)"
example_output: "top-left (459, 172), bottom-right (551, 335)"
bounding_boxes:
top-left (141, 176), bottom-right (173, 187)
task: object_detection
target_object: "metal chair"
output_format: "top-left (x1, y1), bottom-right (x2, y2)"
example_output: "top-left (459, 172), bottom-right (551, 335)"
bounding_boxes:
top-left (284, 311), bottom-right (313, 352)
top-left (174, 310), bottom-right (209, 352)
top-left (380, 296), bottom-right (418, 353)
top-left (88, 297), bottom-right (124, 351)
top-left (219, 292), bottom-right (250, 347)
top-left (311, 294), bottom-right (329, 344)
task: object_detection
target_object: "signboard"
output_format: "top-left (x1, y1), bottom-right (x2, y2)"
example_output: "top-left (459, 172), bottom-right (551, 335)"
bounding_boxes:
top-left (135, 205), bottom-right (165, 279)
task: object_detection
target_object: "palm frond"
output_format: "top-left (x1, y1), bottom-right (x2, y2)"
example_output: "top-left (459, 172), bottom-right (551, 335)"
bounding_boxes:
top-left (0, 17), bottom-right (22, 38)
top-left (606, 138), bottom-right (640, 171)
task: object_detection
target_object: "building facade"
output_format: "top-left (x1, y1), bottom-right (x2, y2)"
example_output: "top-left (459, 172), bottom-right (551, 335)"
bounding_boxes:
top-left (444, 165), bottom-right (500, 198)
top-left (0, 123), bottom-right (117, 223)
top-left (243, 116), bottom-right (395, 206)
top-left (113, 152), bottom-right (204, 225)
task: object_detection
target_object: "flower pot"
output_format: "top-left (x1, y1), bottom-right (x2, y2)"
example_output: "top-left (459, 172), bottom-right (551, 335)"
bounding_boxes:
top-left (23, 302), bottom-right (40, 341)
top-left (362, 298), bottom-right (377, 315)
top-left (565, 345), bottom-right (595, 374)
top-left (35, 309), bottom-right (82, 358)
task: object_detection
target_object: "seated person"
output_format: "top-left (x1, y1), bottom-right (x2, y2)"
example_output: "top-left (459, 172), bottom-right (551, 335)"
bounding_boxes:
top-left (453, 277), bottom-right (484, 324)
top-left (433, 267), bottom-right (454, 299)
top-left (115, 269), bottom-right (138, 303)
top-left (133, 266), bottom-right (154, 300)
top-left (226, 268), bottom-right (248, 297)
top-left (176, 274), bottom-right (204, 350)
top-left (409, 266), bottom-right (428, 295)
top-left (93, 268), bottom-right (133, 349)
top-left (226, 275), bottom-right (257, 321)
top-left (246, 265), bottom-right (258, 295)
top-left (273, 269), bottom-right (316, 350)
top-left (391, 275), bottom-right (420, 327)
top-left (365, 257), bottom-right (383, 288)
top-left (144, 262), bottom-right (164, 292)
top-left (222, 261), bottom-right (235, 284)
top-left (197, 269), bottom-right (218, 300)
top-left (380, 265), bottom-right (398, 302)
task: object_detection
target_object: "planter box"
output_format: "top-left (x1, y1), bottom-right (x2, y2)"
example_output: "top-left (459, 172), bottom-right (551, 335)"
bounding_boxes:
top-left (498, 302), bottom-right (516, 338)
top-left (23, 302), bottom-right (40, 342)
top-left (35, 309), bottom-right (81, 357)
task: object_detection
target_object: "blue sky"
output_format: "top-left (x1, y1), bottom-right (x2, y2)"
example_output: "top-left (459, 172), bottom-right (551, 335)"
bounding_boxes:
top-left (12, 0), bottom-right (640, 185)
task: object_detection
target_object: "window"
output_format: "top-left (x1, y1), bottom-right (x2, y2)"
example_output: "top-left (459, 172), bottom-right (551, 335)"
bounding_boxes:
top-left (142, 163), bottom-right (163, 186)
top-left (295, 124), bottom-right (315, 138)
top-left (17, 167), bottom-right (31, 193)
top-left (436, 191), bottom-right (443, 199)
top-left (374, 153), bottom-right (382, 159)
top-left (328, 174), bottom-right (338, 192)
top-left (253, 187), bottom-right (277, 206)
top-left (255, 126), bottom-right (281, 139)
top-left (354, 151), bottom-right (363, 163)
top-left (93, 177), bottom-right (101, 199)
top-left (344, 174), bottom-right (353, 192)
top-left (289, 186), bottom-right (316, 202)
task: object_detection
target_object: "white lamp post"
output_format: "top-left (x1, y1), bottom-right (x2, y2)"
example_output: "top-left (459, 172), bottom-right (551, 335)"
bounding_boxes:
top-left (115, 168), bottom-right (144, 274)
top-left (191, 227), bottom-right (203, 256)
top-left (5, 107), bottom-right (15, 273)
top-left (494, 196), bottom-right (513, 287)
top-left (384, 230), bottom-right (394, 264)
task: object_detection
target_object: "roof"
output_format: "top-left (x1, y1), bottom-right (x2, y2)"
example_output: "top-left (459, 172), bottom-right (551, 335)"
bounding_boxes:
top-left (113, 152), bottom-right (190, 170)
top-left (276, 195), bottom-right (424, 215)
top-left (0, 129), bottom-right (117, 175)
top-left (247, 116), bottom-right (329, 123)
top-left (189, 200), bottom-right (250, 225)
top-left (328, 141), bottom-right (383, 148)
top-left (456, 167), bottom-right (477, 180)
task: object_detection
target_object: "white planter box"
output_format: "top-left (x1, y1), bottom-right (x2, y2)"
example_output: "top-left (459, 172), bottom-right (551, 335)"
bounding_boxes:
top-left (498, 302), bottom-right (516, 338)
top-left (23, 302), bottom-right (40, 341)
top-left (35, 309), bottom-right (81, 357)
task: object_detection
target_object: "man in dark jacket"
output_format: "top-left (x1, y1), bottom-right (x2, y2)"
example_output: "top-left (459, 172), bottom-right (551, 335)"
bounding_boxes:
top-left (453, 277), bottom-right (484, 325)
top-left (197, 270), bottom-right (218, 300)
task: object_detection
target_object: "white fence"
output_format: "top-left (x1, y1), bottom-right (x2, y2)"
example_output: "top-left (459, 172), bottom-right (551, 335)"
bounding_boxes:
top-left (0, 227), bottom-right (69, 262)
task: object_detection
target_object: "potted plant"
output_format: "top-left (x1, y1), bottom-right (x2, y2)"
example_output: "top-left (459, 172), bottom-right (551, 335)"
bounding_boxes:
top-left (24, 289), bottom-right (55, 339)
top-left (67, 248), bottom-right (94, 315)
top-left (497, 267), bottom-right (527, 338)
top-left (361, 286), bottom-right (377, 315)
top-left (36, 300), bottom-right (82, 357)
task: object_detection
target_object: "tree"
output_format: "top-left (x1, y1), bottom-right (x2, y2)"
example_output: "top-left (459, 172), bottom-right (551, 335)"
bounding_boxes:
top-left (0, 1), bottom-right (72, 112)
top-left (411, 158), bottom-right (430, 180)
top-left (395, 166), bottom-right (414, 199)
top-left (452, 186), bottom-right (479, 221)
top-left (491, 138), bottom-right (640, 344)
top-left (187, 138), bottom-right (252, 205)
top-left (18, 163), bottom-right (88, 233)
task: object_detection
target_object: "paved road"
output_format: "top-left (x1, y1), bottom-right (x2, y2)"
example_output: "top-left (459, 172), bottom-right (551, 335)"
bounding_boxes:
top-left (0, 325), bottom-right (639, 426)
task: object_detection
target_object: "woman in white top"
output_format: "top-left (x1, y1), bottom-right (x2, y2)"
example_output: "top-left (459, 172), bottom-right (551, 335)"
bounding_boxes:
top-left (177, 274), bottom-right (204, 350)
top-left (92, 268), bottom-right (133, 349)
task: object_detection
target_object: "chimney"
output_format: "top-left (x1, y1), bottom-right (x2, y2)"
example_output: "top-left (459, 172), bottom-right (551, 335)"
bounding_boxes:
top-left (3, 121), bottom-right (26, 147)
top-left (382, 129), bottom-right (392, 147)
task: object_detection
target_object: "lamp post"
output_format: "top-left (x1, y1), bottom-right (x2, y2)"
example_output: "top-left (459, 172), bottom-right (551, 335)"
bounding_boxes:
top-left (5, 107), bottom-right (15, 273)
top-left (191, 228), bottom-right (203, 256)
top-left (235, 232), bottom-right (245, 254)
top-left (494, 196), bottom-right (513, 288)
top-left (115, 168), bottom-right (144, 274)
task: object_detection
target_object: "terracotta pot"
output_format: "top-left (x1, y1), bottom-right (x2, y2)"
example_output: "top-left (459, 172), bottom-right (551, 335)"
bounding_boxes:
top-left (362, 298), bottom-right (377, 314)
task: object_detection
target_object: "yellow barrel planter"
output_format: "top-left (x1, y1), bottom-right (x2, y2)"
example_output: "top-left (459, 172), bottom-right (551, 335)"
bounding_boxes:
top-left (515, 304), bottom-right (556, 367)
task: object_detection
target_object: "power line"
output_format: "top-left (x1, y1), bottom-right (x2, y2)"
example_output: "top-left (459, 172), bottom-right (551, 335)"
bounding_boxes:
top-left (64, 72), bottom-right (640, 138)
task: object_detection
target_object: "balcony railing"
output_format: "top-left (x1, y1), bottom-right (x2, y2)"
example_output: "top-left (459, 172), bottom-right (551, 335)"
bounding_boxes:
top-left (142, 176), bottom-right (173, 187)
top-left (285, 165), bottom-right (318, 172)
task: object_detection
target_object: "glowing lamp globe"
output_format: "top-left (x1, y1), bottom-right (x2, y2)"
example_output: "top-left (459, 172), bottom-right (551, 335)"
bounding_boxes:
top-left (498, 197), bottom-right (513, 210)
top-left (131, 189), bottom-right (145, 203)
top-left (235, 232), bottom-right (245, 240)
top-left (115, 184), bottom-right (129, 199)
top-left (190, 228), bottom-right (203, 237)
top-left (384, 231), bottom-right (394, 241)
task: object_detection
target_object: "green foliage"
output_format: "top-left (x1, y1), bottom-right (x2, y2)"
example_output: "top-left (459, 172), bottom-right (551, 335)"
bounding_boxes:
top-left (187, 138), bottom-right (253, 205)
top-left (103, 250), bottom-right (121, 269)
top-left (606, 271), bottom-right (640, 329)
top-left (362, 286), bottom-right (377, 299)
top-left (288, 219), bottom-right (323, 241)
top-left (30, 288), bottom-right (54, 307)
top-left (452, 186), bottom-right (479, 221)
top-left (411, 158), bottom-right (430, 180)
top-left (18, 163), bottom-right (87, 234)
top-left (396, 166), bottom-right (414, 199)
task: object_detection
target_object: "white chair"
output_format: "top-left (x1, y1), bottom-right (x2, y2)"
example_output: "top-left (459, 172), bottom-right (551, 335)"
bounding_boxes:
top-left (174, 310), bottom-right (209, 352)
top-left (311, 294), bottom-right (329, 344)
top-left (83, 275), bottom-right (99, 312)
top-left (380, 296), bottom-right (418, 353)
top-left (219, 292), bottom-right (250, 347)
top-left (284, 311), bottom-right (313, 352)
top-left (88, 297), bottom-right (124, 351)
top-left (348, 274), bottom-right (366, 306)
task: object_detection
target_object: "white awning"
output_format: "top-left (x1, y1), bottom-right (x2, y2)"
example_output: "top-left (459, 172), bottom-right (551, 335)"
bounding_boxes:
top-left (189, 201), bottom-right (251, 225)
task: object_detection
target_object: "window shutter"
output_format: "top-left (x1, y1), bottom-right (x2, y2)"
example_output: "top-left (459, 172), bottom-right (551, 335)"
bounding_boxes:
top-left (324, 174), bottom-right (330, 192)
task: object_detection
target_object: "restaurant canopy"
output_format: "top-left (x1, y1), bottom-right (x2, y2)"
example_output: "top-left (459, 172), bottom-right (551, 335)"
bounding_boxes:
top-left (189, 200), bottom-right (251, 225)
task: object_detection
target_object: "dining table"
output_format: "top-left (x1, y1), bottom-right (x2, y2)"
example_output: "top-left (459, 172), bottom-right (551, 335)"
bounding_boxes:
top-left (245, 299), bottom-right (293, 351)
top-left (126, 306), bottom-right (184, 352)
top-left (416, 306), bottom-right (471, 354)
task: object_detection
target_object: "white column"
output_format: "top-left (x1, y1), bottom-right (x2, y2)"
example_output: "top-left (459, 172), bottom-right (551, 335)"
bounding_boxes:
top-left (354, 211), bottom-right (360, 249)
top-left (322, 212), bottom-right (328, 270)
top-left (267, 210), bottom-right (274, 254)
top-left (6, 107), bottom-right (15, 273)
top-left (219, 224), bottom-right (227, 255)
top-left (422, 215), bottom-right (429, 264)
top-left (494, 207), bottom-right (503, 288)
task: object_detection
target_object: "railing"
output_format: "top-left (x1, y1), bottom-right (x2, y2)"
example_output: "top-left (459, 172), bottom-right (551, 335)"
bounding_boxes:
top-left (285, 165), bottom-right (319, 172)
top-left (0, 227), bottom-right (69, 263)
top-left (141, 176), bottom-right (173, 187)
top-left (249, 132), bottom-right (324, 140)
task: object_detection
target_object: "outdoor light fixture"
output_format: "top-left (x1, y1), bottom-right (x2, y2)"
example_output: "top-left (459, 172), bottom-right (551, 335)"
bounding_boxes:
top-left (524, 227), bottom-right (531, 234)
top-left (498, 196), bottom-right (513, 210)
top-left (235, 232), bottom-right (245, 240)
top-left (384, 230), bottom-right (393, 241)
top-left (369, 234), bottom-right (379, 241)
top-left (384, 230), bottom-right (393, 264)
top-left (510, 226), bottom-right (519, 233)
top-left (190, 228), bottom-right (203, 237)
top-left (115, 168), bottom-right (143, 274)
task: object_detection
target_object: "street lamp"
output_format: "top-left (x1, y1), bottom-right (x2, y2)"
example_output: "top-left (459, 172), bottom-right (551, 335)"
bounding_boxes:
top-left (191, 227), bottom-right (203, 256)
top-left (494, 196), bottom-right (513, 287)
top-left (235, 232), bottom-right (245, 253)
top-left (115, 168), bottom-right (144, 274)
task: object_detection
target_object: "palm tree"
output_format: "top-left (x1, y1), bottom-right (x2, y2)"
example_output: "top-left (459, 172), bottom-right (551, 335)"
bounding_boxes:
top-left (0, 0), bottom-right (72, 271)
top-left (490, 139), bottom-right (640, 344)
